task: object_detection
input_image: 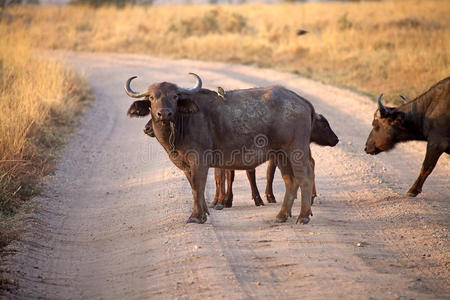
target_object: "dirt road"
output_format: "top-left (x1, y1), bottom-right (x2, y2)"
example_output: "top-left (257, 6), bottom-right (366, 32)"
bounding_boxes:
top-left (2, 52), bottom-right (449, 299)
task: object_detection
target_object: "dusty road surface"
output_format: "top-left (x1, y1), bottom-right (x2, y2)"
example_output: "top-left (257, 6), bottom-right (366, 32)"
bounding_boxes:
top-left (2, 52), bottom-right (449, 299)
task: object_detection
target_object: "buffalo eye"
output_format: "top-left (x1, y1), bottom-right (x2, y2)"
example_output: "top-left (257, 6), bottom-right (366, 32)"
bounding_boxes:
top-left (173, 94), bottom-right (179, 101)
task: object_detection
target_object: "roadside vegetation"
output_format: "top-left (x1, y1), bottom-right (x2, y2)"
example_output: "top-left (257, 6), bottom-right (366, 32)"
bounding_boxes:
top-left (0, 24), bottom-right (91, 249)
top-left (2, 0), bottom-right (449, 103)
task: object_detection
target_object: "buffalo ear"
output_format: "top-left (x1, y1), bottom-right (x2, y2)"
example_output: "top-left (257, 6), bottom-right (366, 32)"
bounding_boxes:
top-left (127, 100), bottom-right (150, 117)
top-left (177, 98), bottom-right (199, 114)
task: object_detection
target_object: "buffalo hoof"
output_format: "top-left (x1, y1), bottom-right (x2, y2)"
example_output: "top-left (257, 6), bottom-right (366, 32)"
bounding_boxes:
top-left (296, 209), bottom-right (312, 224)
top-left (224, 199), bottom-right (233, 208)
top-left (187, 218), bottom-right (202, 224)
top-left (214, 204), bottom-right (224, 210)
top-left (254, 196), bottom-right (264, 206)
top-left (275, 212), bottom-right (288, 223)
top-left (209, 201), bottom-right (218, 208)
top-left (266, 194), bottom-right (276, 203)
top-left (187, 214), bottom-right (207, 224)
top-left (296, 217), bottom-right (310, 225)
top-left (407, 190), bottom-right (419, 197)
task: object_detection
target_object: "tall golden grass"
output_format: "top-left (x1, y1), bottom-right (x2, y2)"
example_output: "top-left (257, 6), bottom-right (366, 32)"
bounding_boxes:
top-left (3, 0), bottom-right (449, 102)
top-left (0, 24), bottom-right (90, 246)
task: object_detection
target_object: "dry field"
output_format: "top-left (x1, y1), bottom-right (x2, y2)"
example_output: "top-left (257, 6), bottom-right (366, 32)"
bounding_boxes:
top-left (0, 25), bottom-right (90, 247)
top-left (2, 0), bottom-right (450, 102)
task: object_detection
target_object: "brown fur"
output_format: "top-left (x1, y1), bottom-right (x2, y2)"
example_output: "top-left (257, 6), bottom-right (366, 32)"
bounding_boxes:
top-left (126, 76), bottom-right (315, 224)
top-left (213, 113), bottom-right (339, 210)
top-left (365, 77), bottom-right (450, 196)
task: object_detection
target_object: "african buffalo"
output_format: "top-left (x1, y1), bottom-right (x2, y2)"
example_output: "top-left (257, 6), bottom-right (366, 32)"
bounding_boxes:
top-left (125, 73), bottom-right (316, 224)
top-left (365, 77), bottom-right (449, 196)
top-left (212, 112), bottom-right (339, 209)
top-left (133, 99), bottom-right (270, 208)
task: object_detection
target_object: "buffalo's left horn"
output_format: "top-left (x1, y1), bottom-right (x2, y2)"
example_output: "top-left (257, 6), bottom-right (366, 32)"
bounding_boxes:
top-left (177, 73), bottom-right (202, 93)
top-left (125, 76), bottom-right (150, 98)
top-left (378, 93), bottom-right (387, 115)
top-left (399, 94), bottom-right (410, 103)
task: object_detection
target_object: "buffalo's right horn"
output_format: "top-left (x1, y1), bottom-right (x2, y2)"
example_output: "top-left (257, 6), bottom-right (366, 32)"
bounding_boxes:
top-left (377, 93), bottom-right (387, 115)
top-left (399, 94), bottom-right (410, 103)
top-left (177, 73), bottom-right (202, 93)
top-left (125, 76), bottom-right (150, 98)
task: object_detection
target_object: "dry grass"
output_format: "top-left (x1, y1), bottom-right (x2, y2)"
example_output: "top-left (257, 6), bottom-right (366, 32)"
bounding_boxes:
top-left (3, 0), bottom-right (449, 103)
top-left (0, 23), bottom-right (91, 248)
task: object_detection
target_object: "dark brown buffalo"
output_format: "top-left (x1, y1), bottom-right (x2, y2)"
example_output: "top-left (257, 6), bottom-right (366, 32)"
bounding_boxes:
top-left (212, 112), bottom-right (339, 210)
top-left (134, 87), bottom-right (339, 213)
top-left (126, 73), bottom-right (316, 224)
top-left (365, 77), bottom-right (450, 196)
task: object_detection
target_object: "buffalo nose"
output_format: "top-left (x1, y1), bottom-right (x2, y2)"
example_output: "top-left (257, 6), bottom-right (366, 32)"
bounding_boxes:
top-left (157, 109), bottom-right (173, 120)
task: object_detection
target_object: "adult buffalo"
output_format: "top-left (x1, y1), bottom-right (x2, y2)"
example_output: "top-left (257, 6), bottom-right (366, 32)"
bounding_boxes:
top-left (212, 112), bottom-right (339, 209)
top-left (139, 118), bottom-right (267, 208)
top-left (365, 77), bottom-right (449, 196)
top-left (126, 73), bottom-right (315, 224)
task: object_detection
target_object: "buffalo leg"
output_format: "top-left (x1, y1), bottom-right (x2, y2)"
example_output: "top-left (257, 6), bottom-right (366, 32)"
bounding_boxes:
top-left (275, 158), bottom-right (298, 223)
top-left (265, 157), bottom-right (277, 203)
top-left (291, 145), bottom-right (314, 224)
top-left (246, 169), bottom-right (264, 206)
top-left (186, 165), bottom-right (209, 224)
top-left (407, 142), bottom-right (443, 197)
top-left (267, 156), bottom-right (316, 205)
top-left (310, 153), bottom-right (317, 205)
top-left (223, 170), bottom-right (235, 208)
top-left (212, 168), bottom-right (226, 210)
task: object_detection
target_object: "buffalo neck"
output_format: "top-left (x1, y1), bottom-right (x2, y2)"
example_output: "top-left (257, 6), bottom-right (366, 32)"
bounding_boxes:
top-left (395, 92), bottom-right (433, 142)
top-left (152, 114), bottom-right (190, 155)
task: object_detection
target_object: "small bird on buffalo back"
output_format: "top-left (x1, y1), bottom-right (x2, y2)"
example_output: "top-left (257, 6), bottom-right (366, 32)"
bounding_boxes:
top-left (217, 86), bottom-right (226, 100)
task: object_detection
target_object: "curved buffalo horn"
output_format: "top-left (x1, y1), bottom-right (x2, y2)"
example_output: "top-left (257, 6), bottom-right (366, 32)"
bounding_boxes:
top-left (377, 93), bottom-right (387, 115)
top-left (399, 94), bottom-right (410, 103)
top-left (125, 76), bottom-right (150, 98)
top-left (177, 73), bottom-right (202, 93)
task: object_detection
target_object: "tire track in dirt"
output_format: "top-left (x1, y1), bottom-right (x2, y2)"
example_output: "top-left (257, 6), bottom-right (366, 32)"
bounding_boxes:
top-left (208, 205), bottom-right (286, 299)
top-left (2, 52), bottom-right (448, 299)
